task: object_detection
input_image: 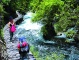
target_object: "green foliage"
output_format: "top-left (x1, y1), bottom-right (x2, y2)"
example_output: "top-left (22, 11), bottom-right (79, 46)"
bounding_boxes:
top-left (0, 0), bottom-right (11, 15)
top-left (54, 0), bottom-right (79, 32)
top-left (0, 28), bottom-right (5, 43)
top-left (1, 0), bottom-right (11, 5)
top-left (76, 20), bottom-right (79, 26)
top-left (45, 53), bottom-right (64, 60)
top-left (65, 38), bottom-right (74, 43)
top-left (30, 0), bottom-right (64, 39)
top-left (30, 45), bottom-right (65, 60)
top-left (0, 29), bottom-right (4, 38)
top-left (41, 25), bottom-right (48, 35)
top-left (30, 46), bottom-right (39, 58)
top-left (29, 0), bottom-right (41, 12)
top-left (65, 29), bottom-right (76, 38)
top-left (0, 0), bottom-right (30, 15)
top-left (45, 52), bottom-right (65, 60)
top-left (0, 4), bottom-right (4, 14)
top-left (10, 0), bottom-right (28, 12)
top-left (1, 0), bottom-right (79, 41)
top-left (52, 53), bottom-right (65, 60)
top-left (54, 16), bottom-right (71, 32)
top-left (30, 0), bottom-right (64, 22)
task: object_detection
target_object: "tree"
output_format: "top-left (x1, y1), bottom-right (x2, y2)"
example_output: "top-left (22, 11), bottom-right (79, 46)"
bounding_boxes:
top-left (29, 0), bottom-right (64, 40)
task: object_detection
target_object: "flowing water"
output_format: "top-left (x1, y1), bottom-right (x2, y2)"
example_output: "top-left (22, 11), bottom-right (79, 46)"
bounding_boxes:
top-left (14, 12), bottom-right (79, 60)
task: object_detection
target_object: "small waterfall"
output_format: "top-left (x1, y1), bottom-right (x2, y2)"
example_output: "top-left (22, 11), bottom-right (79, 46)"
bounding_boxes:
top-left (13, 12), bottom-right (79, 60)
top-left (15, 12), bottom-right (44, 45)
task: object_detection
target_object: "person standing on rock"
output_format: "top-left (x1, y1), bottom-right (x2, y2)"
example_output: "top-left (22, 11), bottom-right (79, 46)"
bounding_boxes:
top-left (8, 16), bottom-right (16, 41)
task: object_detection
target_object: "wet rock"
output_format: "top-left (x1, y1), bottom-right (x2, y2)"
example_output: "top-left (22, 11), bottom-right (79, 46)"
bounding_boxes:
top-left (42, 24), bottom-right (57, 40)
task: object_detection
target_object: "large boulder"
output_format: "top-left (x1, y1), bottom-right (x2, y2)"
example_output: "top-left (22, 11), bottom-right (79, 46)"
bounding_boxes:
top-left (42, 24), bottom-right (57, 40)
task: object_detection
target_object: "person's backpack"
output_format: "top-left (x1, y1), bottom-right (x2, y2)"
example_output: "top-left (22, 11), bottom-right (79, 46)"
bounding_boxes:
top-left (21, 44), bottom-right (28, 52)
top-left (10, 25), bottom-right (16, 32)
top-left (17, 42), bottom-right (29, 52)
top-left (17, 37), bottom-right (29, 52)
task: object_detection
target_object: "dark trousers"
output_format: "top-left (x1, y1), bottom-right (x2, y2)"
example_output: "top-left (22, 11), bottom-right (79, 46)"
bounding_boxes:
top-left (10, 31), bottom-right (13, 40)
top-left (19, 45), bottom-right (30, 60)
top-left (19, 51), bottom-right (28, 59)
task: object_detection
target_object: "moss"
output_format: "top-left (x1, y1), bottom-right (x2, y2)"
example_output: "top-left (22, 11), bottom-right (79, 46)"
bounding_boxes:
top-left (30, 46), bottom-right (65, 60)
top-left (30, 46), bottom-right (39, 57)
top-left (65, 29), bottom-right (76, 39)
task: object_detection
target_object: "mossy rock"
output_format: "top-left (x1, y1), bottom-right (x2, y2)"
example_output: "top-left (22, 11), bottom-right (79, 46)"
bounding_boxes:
top-left (41, 24), bottom-right (56, 40)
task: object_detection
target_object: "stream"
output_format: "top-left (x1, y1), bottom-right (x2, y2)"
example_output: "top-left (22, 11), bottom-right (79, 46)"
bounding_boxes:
top-left (15, 12), bottom-right (79, 60)
top-left (4, 11), bottom-right (79, 60)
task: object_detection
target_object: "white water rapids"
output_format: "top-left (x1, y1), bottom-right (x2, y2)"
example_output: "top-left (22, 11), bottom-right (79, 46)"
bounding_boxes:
top-left (3, 11), bottom-right (79, 60)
